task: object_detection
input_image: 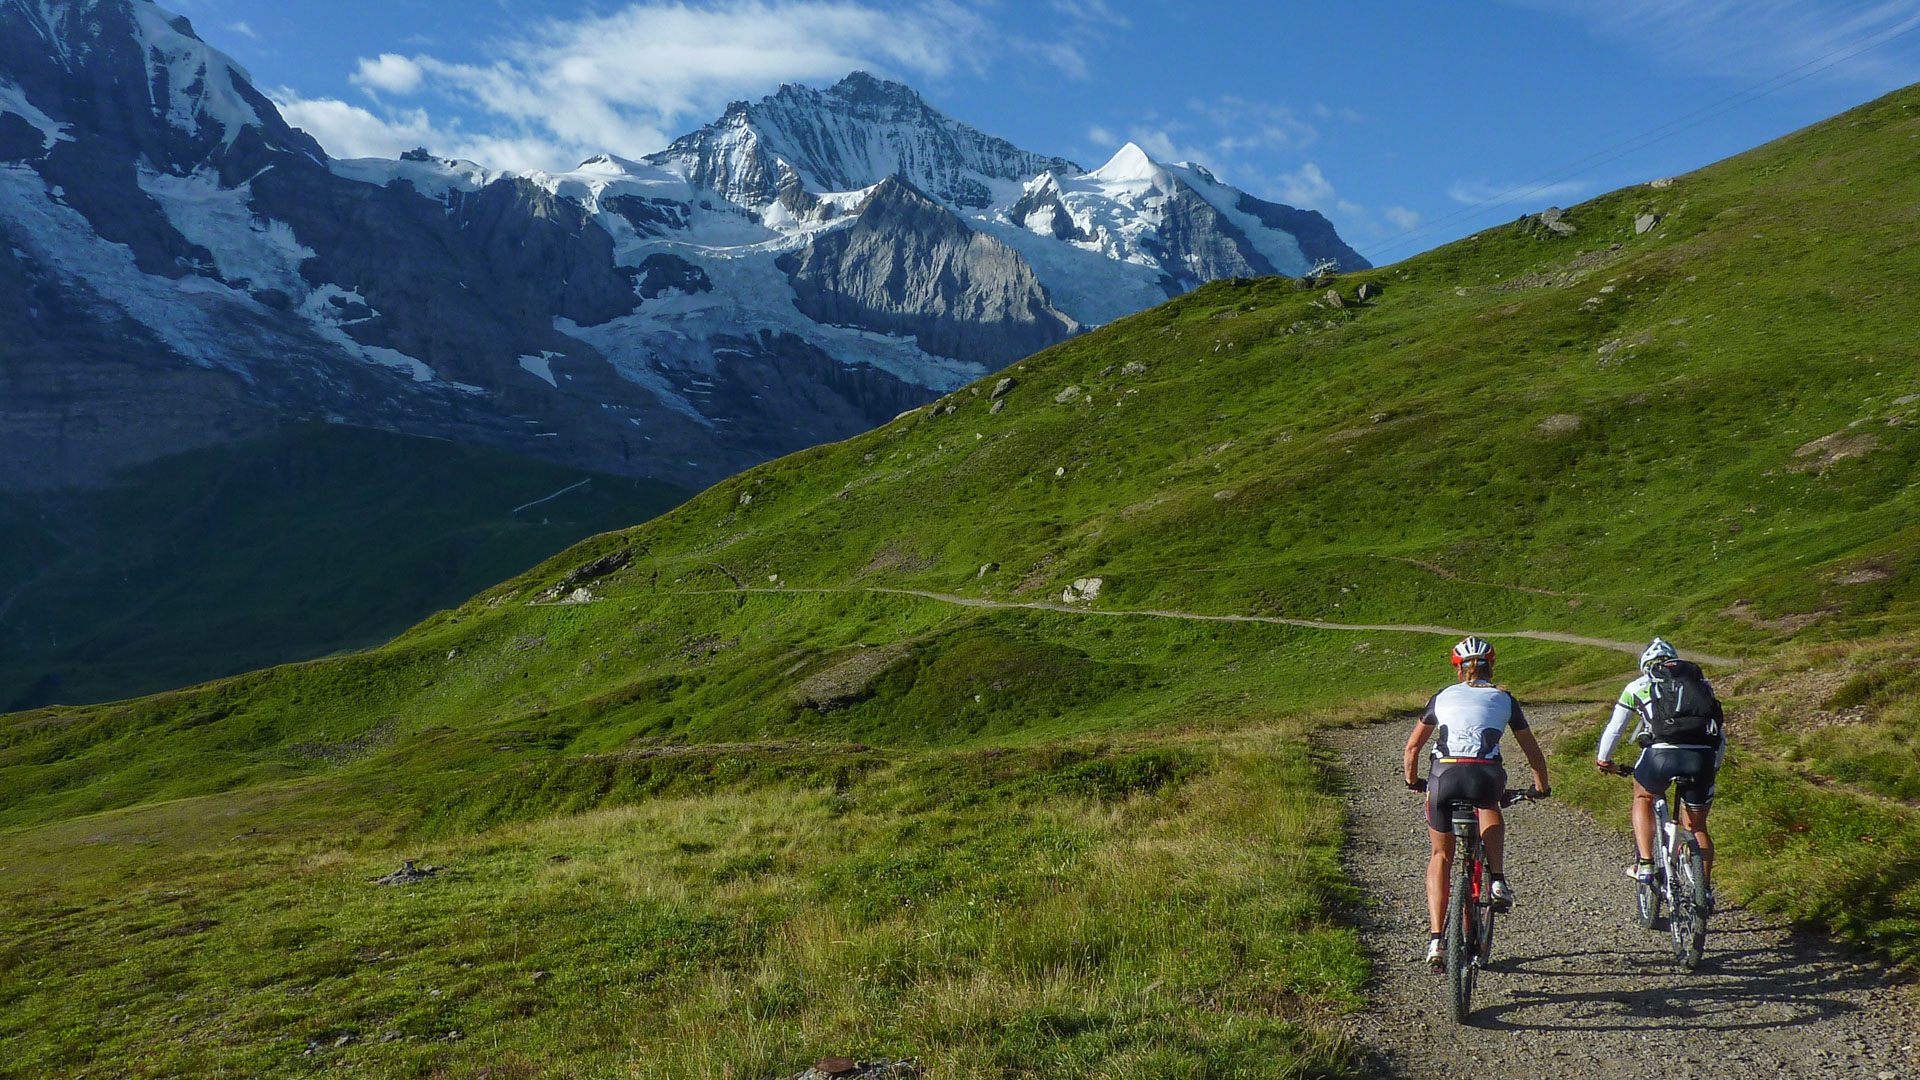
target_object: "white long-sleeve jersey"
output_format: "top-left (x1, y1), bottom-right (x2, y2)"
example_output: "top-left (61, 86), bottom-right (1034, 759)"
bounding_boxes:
top-left (1597, 674), bottom-right (1726, 767)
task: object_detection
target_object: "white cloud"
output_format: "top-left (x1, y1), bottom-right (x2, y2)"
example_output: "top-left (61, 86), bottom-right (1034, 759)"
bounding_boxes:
top-left (1022, 40), bottom-right (1091, 81)
top-left (273, 94), bottom-right (441, 159)
top-left (225, 21), bottom-right (258, 41)
top-left (1090, 97), bottom-right (1321, 189)
top-left (353, 54), bottom-right (425, 96)
top-left (344, 0), bottom-right (1035, 170)
top-left (1446, 178), bottom-right (1590, 205)
top-left (1276, 162), bottom-right (1335, 208)
top-left (1500, 0), bottom-right (1920, 87)
top-left (1050, 0), bottom-right (1130, 29)
top-left (1191, 96), bottom-right (1317, 153)
top-left (272, 92), bottom-right (573, 170)
top-left (1384, 205), bottom-right (1421, 229)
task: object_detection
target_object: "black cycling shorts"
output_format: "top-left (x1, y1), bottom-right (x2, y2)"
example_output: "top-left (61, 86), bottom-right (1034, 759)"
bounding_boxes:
top-left (1427, 758), bottom-right (1507, 831)
top-left (1633, 746), bottom-right (1718, 810)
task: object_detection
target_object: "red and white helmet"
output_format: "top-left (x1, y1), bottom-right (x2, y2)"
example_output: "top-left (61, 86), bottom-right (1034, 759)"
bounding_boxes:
top-left (1451, 635), bottom-right (1495, 667)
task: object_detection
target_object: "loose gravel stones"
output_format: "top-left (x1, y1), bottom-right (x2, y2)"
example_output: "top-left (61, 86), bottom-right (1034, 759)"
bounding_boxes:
top-left (1326, 707), bottom-right (1920, 1078)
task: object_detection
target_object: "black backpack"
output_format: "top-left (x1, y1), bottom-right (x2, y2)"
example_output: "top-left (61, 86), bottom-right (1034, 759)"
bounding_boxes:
top-left (1639, 658), bottom-right (1723, 744)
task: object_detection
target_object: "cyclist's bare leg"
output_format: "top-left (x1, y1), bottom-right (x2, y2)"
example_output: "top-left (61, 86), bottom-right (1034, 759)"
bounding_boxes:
top-left (1630, 779), bottom-right (1658, 861)
top-left (1427, 828), bottom-right (1455, 934)
top-left (1477, 806), bottom-right (1505, 875)
top-left (1678, 802), bottom-right (1713, 880)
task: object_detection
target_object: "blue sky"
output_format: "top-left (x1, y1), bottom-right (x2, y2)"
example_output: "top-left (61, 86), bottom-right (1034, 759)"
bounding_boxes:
top-left (179, 0), bottom-right (1920, 264)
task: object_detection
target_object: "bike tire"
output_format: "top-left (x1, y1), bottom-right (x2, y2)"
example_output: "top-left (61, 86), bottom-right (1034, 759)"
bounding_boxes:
top-left (1667, 844), bottom-right (1696, 968)
top-left (1445, 848), bottom-right (1475, 1022)
top-left (1676, 843), bottom-right (1708, 970)
top-left (1635, 870), bottom-right (1660, 929)
top-left (1475, 862), bottom-right (1496, 967)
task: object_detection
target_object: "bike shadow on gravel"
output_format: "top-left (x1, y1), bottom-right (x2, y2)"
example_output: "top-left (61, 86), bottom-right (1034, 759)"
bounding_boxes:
top-left (1470, 924), bottom-right (1898, 1033)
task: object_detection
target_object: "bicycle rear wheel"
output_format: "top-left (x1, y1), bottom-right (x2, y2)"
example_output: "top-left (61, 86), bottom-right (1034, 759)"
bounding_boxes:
top-left (1445, 848), bottom-right (1475, 1022)
top-left (1671, 841), bottom-right (1708, 970)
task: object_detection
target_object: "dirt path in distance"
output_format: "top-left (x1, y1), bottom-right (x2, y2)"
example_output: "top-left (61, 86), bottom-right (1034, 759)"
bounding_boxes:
top-left (1325, 706), bottom-right (1918, 1079)
top-left (684, 586), bottom-right (1742, 667)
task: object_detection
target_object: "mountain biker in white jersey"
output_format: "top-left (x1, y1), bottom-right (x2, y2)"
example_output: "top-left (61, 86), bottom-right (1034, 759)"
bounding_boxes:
top-left (1596, 637), bottom-right (1725, 907)
top-left (1405, 636), bottom-right (1552, 971)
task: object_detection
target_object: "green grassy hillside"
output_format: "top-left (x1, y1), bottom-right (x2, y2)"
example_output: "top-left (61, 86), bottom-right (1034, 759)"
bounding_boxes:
top-left (0, 424), bottom-right (689, 709)
top-left (6, 88), bottom-right (1920, 1078)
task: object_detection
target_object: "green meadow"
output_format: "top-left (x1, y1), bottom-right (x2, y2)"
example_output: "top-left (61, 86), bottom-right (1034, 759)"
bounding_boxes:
top-left (7, 84), bottom-right (1920, 1077)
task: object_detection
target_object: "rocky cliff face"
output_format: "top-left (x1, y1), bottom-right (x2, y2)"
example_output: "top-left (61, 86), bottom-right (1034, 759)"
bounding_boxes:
top-left (0, 0), bottom-right (1370, 494)
top-left (778, 177), bottom-right (1080, 362)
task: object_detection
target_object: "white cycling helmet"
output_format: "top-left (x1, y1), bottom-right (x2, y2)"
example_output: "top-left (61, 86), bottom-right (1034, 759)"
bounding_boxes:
top-left (1451, 635), bottom-right (1495, 667)
top-left (1639, 637), bottom-right (1678, 672)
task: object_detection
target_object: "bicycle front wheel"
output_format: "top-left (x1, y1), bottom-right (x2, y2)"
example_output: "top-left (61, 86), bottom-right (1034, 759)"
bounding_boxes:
top-left (1635, 871), bottom-right (1660, 929)
top-left (1475, 878), bottom-right (1496, 967)
top-left (1445, 850), bottom-right (1476, 1022)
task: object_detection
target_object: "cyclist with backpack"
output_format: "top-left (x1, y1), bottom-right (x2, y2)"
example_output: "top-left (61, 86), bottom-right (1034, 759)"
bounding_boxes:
top-left (1405, 636), bottom-right (1552, 970)
top-left (1595, 638), bottom-right (1725, 906)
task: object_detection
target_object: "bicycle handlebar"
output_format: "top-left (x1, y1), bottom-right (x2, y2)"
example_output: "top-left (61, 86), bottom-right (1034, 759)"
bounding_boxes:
top-left (1420, 787), bottom-right (1544, 808)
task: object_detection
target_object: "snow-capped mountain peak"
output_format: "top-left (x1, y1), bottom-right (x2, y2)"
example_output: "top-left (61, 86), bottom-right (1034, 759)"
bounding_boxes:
top-left (1088, 141), bottom-right (1170, 187)
top-left (0, 0), bottom-right (1370, 497)
top-left (652, 71), bottom-right (1080, 210)
top-left (127, 1), bottom-right (262, 146)
top-left (1, 0), bottom-right (320, 171)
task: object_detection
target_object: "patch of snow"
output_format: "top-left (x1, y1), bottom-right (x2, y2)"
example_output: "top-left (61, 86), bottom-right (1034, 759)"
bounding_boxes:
top-left (135, 166), bottom-right (447, 381)
top-left (0, 162), bottom-right (263, 371)
top-left (0, 79), bottom-right (72, 149)
top-left (329, 155), bottom-right (498, 202)
top-left (128, 0), bottom-right (262, 145)
top-left (517, 352), bottom-right (559, 387)
top-left (519, 155), bottom-right (690, 210)
top-left (554, 315), bottom-right (709, 425)
top-left (358, 344), bottom-right (434, 382)
top-left (136, 166), bottom-right (313, 297)
top-left (594, 236), bottom-right (982, 393)
top-left (972, 212), bottom-right (1167, 326)
top-left (297, 283), bottom-right (436, 382)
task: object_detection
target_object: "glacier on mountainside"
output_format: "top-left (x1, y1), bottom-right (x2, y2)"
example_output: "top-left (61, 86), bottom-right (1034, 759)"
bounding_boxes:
top-left (0, 78), bottom-right (70, 148)
top-left (0, 2), bottom-right (1369, 491)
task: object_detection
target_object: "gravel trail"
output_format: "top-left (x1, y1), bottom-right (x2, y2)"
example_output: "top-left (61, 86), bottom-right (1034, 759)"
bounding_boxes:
top-left (680, 587), bottom-right (1741, 666)
top-left (1326, 706), bottom-right (1919, 1079)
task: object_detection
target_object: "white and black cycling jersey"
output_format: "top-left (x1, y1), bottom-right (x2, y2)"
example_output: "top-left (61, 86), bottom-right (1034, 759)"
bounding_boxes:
top-left (1421, 682), bottom-right (1529, 759)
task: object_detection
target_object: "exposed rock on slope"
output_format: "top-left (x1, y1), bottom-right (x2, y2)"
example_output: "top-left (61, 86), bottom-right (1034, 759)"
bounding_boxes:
top-left (778, 177), bottom-right (1080, 363)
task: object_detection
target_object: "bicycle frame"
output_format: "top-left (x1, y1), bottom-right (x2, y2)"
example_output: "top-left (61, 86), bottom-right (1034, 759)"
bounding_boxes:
top-left (1443, 800), bottom-right (1491, 1023)
top-left (1613, 767), bottom-right (1709, 969)
top-left (1440, 789), bottom-right (1532, 1023)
